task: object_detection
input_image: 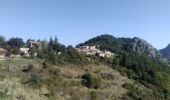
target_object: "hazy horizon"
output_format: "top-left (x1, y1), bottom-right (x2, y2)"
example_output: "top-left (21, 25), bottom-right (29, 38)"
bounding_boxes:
top-left (1, 0), bottom-right (170, 49)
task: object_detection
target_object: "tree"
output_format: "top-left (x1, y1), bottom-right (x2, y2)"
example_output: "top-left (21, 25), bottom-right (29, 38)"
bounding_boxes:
top-left (48, 51), bottom-right (57, 64)
top-left (29, 47), bottom-right (37, 58)
top-left (112, 58), bottom-right (119, 67)
top-left (26, 39), bottom-right (32, 47)
top-left (82, 73), bottom-right (93, 88)
top-left (66, 45), bottom-right (82, 62)
top-left (11, 48), bottom-right (20, 55)
top-left (41, 40), bottom-right (49, 49)
top-left (0, 36), bottom-right (5, 45)
top-left (81, 73), bottom-right (101, 89)
top-left (54, 36), bottom-right (58, 45)
top-left (49, 37), bottom-right (53, 47)
top-left (8, 37), bottom-right (25, 48)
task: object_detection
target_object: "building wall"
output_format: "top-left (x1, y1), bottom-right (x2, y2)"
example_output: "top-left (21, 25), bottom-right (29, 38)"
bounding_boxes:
top-left (0, 54), bottom-right (6, 58)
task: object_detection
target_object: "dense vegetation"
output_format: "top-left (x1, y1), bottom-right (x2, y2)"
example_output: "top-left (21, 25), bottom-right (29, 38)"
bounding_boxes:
top-left (78, 34), bottom-right (170, 100)
top-left (81, 73), bottom-right (101, 89)
top-left (115, 52), bottom-right (170, 99)
top-left (0, 36), bottom-right (25, 55)
top-left (0, 36), bottom-right (87, 64)
top-left (1, 34), bottom-right (170, 99)
top-left (37, 37), bottom-right (88, 65)
top-left (160, 44), bottom-right (170, 61)
top-left (77, 34), bottom-right (123, 53)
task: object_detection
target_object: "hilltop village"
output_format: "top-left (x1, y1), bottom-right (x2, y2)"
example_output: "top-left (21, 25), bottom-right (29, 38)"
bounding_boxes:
top-left (76, 45), bottom-right (114, 58)
top-left (0, 35), bottom-right (170, 100)
top-left (0, 39), bottom-right (42, 59)
top-left (0, 40), bottom-right (114, 59)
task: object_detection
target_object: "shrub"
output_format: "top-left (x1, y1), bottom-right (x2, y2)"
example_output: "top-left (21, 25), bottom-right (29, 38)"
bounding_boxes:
top-left (90, 91), bottom-right (98, 100)
top-left (122, 83), bottom-right (142, 100)
top-left (21, 64), bottom-right (33, 72)
top-left (100, 73), bottom-right (115, 80)
top-left (0, 75), bottom-right (5, 81)
top-left (42, 61), bottom-right (49, 68)
top-left (48, 68), bottom-right (60, 76)
top-left (81, 73), bottom-right (101, 89)
top-left (82, 73), bottom-right (93, 88)
top-left (25, 73), bottom-right (43, 88)
top-left (0, 85), bottom-right (8, 99)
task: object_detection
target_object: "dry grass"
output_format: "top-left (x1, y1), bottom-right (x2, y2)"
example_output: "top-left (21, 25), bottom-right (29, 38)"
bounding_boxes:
top-left (0, 58), bottom-right (134, 100)
top-left (46, 64), bottom-right (133, 100)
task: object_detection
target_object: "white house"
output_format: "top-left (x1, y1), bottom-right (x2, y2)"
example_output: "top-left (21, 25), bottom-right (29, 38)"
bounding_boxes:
top-left (27, 40), bottom-right (42, 49)
top-left (20, 48), bottom-right (30, 57)
top-left (76, 45), bottom-right (114, 58)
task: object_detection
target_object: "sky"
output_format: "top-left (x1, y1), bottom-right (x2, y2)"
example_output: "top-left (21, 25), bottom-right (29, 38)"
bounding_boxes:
top-left (0, 0), bottom-right (170, 49)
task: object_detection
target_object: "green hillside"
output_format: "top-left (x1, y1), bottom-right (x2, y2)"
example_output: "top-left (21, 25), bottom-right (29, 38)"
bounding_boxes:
top-left (0, 34), bottom-right (170, 100)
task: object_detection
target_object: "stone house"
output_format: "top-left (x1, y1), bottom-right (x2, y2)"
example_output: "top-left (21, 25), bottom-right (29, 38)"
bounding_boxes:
top-left (27, 40), bottom-right (42, 49)
top-left (20, 47), bottom-right (30, 57)
top-left (76, 45), bottom-right (114, 58)
top-left (0, 48), bottom-right (8, 58)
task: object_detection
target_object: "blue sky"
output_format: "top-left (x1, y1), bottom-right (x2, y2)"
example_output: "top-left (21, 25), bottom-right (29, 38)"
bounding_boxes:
top-left (0, 0), bottom-right (170, 49)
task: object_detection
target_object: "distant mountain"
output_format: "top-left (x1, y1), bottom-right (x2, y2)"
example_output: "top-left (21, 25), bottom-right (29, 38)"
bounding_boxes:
top-left (77, 34), bottom-right (122, 53)
top-left (131, 37), bottom-right (166, 62)
top-left (77, 34), bottom-right (166, 62)
top-left (160, 44), bottom-right (170, 60)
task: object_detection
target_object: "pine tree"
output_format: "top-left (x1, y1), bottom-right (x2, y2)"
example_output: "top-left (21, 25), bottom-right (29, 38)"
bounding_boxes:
top-left (54, 36), bottom-right (58, 45)
top-left (49, 37), bottom-right (53, 48)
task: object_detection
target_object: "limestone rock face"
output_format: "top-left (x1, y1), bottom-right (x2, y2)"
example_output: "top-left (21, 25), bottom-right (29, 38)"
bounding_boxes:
top-left (132, 37), bottom-right (167, 62)
top-left (77, 34), bottom-right (167, 63)
top-left (160, 44), bottom-right (170, 61)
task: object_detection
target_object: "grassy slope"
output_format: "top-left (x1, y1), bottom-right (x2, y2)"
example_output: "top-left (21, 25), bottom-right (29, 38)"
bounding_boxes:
top-left (0, 58), bottom-right (158, 100)
top-left (50, 64), bottom-right (132, 100)
top-left (0, 58), bottom-right (48, 100)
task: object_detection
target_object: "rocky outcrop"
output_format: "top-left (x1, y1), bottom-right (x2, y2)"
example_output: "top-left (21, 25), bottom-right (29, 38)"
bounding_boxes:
top-left (132, 37), bottom-right (167, 62)
top-left (132, 37), bottom-right (158, 57)
top-left (77, 34), bottom-right (167, 63)
top-left (160, 44), bottom-right (170, 61)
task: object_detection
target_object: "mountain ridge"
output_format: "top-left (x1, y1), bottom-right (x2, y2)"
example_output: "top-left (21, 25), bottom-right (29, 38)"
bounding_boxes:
top-left (160, 44), bottom-right (170, 61)
top-left (77, 34), bottom-right (167, 63)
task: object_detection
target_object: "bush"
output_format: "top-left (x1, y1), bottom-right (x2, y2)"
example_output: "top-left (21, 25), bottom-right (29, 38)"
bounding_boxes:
top-left (48, 68), bottom-right (60, 76)
top-left (0, 85), bottom-right (8, 99)
top-left (100, 73), bottom-right (115, 80)
top-left (25, 73), bottom-right (43, 88)
top-left (21, 64), bottom-right (33, 72)
top-left (90, 91), bottom-right (98, 100)
top-left (112, 58), bottom-right (119, 67)
top-left (82, 73), bottom-right (93, 88)
top-left (81, 73), bottom-right (101, 89)
top-left (42, 61), bottom-right (49, 68)
top-left (122, 83), bottom-right (142, 100)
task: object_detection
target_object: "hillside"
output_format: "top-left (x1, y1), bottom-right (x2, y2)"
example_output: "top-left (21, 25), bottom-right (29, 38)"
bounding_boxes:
top-left (1, 58), bottom-right (168, 100)
top-left (160, 44), bottom-right (170, 61)
top-left (0, 58), bottom-right (135, 100)
top-left (77, 34), bottom-right (166, 62)
top-left (0, 34), bottom-right (170, 100)
top-left (76, 34), bottom-right (170, 99)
